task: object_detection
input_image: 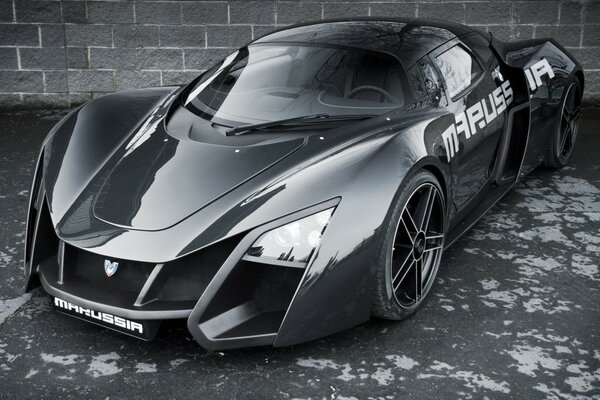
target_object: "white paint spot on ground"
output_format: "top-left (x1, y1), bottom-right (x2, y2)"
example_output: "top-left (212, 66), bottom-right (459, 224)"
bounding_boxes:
top-left (522, 298), bottom-right (571, 314)
top-left (24, 369), bottom-right (38, 379)
top-left (565, 365), bottom-right (600, 393)
top-left (507, 345), bottom-right (563, 377)
top-left (514, 256), bottom-right (563, 277)
top-left (40, 353), bottom-right (80, 366)
top-left (297, 358), bottom-right (357, 382)
top-left (480, 290), bottom-right (518, 308)
top-left (386, 355), bottom-right (419, 370)
top-left (571, 254), bottom-right (599, 281)
top-left (451, 370), bottom-right (511, 393)
top-left (497, 252), bottom-right (518, 260)
top-left (86, 352), bottom-right (122, 378)
top-left (480, 278), bottom-right (500, 290)
top-left (553, 176), bottom-right (600, 197)
top-left (135, 362), bottom-right (157, 373)
top-left (534, 383), bottom-right (573, 399)
top-left (573, 232), bottom-right (600, 254)
top-left (566, 362), bottom-right (586, 374)
top-left (370, 367), bottom-right (394, 385)
top-left (518, 226), bottom-right (573, 247)
top-left (0, 251), bottom-right (13, 265)
top-left (297, 358), bottom-right (338, 370)
top-left (555, 346), bottom-right (572, 354)
top-left (429, 361), bottom-right (454, 371)
top-left (481, 300), bottom-right (497, 308)
top-left (336, 363), bottom-right (356, 382)
top-left (169, 358), bottom-right (189, 368)
top-left (585, 212), bottom-right (600, 222)
top-left (419, 369), bottom-right (510, 393)
top-left (0, 294), bottom-right (32, 324)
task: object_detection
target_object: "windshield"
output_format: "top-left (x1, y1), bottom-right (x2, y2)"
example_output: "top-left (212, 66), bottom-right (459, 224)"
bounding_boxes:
top-left (183, 43), bottom-right (410, 127)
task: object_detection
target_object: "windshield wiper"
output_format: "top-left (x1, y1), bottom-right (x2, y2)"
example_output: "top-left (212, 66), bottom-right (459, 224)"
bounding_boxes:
top-left (225, 113), bottom-right (374, 136)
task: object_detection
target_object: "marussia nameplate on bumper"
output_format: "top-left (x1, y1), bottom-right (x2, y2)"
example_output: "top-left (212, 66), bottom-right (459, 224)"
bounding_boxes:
top-left (53, 297), bottom-right (159, 340)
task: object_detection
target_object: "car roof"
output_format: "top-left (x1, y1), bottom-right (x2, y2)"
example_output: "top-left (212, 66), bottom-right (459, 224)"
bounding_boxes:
top-left (253, 18), bottom-right (474, 67)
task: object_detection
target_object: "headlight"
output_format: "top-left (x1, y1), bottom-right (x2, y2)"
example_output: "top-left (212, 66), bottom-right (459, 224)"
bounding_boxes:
top-left (244, 208), bottom-right (335, 267)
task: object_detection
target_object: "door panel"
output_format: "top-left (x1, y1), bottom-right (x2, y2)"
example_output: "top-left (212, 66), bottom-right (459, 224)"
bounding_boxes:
top-left (431, 38), bottom-right (507, 214)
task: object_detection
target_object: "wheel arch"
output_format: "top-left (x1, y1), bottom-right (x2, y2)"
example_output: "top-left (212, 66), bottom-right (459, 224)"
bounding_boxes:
top-left (421, 163), bottom-right (447, 201)
top-left (410, 156), bottom-right (451, 221)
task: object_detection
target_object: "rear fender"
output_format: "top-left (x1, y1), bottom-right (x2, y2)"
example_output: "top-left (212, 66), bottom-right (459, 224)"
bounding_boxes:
top-left (492, 37), bottom-right (582, 173)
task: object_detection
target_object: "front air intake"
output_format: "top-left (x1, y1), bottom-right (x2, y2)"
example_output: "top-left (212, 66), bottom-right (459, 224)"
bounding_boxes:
top-left (197, 260), bottom-right (304, 341)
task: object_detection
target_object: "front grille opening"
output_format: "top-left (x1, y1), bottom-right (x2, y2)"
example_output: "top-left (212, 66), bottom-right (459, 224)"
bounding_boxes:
top-left (54, 234), bottom-right (244, 311)
top-left (64, 246), bottom-right (154, 295)
top-left (198, 260), bottom-right (304, 340)
top-left (149, 234), bottom-right (243, 304)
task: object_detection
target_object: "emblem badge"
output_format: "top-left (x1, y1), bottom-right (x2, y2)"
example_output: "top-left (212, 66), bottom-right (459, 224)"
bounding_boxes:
top-left (104, 259), bottom-right (119, 277)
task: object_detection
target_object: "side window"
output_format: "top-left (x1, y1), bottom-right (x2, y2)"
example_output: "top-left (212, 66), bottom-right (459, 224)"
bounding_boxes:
top-left (435, 45), bottom-right (483, 99)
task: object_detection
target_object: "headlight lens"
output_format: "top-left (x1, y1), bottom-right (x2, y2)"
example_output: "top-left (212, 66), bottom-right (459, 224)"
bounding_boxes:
top-left (244, 208), bottom-right (335, 267)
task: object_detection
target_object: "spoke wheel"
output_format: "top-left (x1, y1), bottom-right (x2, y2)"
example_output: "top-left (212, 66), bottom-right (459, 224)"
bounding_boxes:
top-left (391, 182), bottom-right (444, 309)
top-left (372, 169), bottom-right (446, 320)
top-left (557, 82), bottom-right (581, 164)
top-left (545, 79), bottom-right (582, 169)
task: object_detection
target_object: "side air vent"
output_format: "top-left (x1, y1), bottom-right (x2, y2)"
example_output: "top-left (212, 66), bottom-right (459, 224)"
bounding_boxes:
top-left (26, 195), bottom-right (59, 292)
top-left (197, 260), bottom-right (303, 342)
top-left (186, 202), bottom-right (339, 350)
top-left (24, 149), bottom-right (47, 291)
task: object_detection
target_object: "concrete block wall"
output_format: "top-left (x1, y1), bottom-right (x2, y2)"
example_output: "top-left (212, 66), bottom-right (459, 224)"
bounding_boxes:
top-left (0, 0), bottom-right (598, 109)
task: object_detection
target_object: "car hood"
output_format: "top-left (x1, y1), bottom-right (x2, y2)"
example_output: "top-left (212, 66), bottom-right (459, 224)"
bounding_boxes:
top-left (92, 110), bottom-right (304, 231)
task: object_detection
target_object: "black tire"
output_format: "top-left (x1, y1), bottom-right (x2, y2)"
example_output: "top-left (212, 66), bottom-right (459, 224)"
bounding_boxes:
top-left (544, 79), bottom-right (582, 169)
top-left (372, 169), bottom-right (445, 320)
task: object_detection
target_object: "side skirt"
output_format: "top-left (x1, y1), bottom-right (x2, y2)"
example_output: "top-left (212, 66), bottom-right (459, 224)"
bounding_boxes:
top-left (444, 182), bottom-right (515, 249)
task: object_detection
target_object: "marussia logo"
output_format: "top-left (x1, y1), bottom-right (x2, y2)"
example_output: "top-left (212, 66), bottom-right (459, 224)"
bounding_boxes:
top-left (441, 58), bottom-right (555, 162)
top-left (441, 80), bottom-right (513, 162)
top-left (525, 58), bottom-right (555, 92)
top-left (54, 297), bottom-right (143, 334)
top-left (104, 259), bottom-right (118, 277)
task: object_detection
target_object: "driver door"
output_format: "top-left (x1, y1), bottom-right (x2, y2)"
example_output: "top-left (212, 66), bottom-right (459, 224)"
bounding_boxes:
top-left (430, 37), bottom-right (506, 214)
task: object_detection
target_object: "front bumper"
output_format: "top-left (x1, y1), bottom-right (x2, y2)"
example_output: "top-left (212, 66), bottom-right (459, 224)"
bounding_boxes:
top-left (31, 197), bottom-right (337, 350)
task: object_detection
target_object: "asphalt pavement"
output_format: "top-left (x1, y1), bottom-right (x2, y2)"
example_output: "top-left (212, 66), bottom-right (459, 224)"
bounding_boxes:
top-left (0, 108), bottom-right (598, 399)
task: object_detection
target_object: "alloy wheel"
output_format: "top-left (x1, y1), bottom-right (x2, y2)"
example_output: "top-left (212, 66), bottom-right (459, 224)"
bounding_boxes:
top-left (391, 182), bottom-right (444, 308)
top-left (558, 82), bottom-right (582, 164)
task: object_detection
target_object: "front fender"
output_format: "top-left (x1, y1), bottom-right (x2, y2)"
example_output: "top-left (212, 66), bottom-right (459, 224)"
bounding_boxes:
top-left (274, 117), bottom-right (447, 346)
top-left (44, 87), bottom-right (180, 225)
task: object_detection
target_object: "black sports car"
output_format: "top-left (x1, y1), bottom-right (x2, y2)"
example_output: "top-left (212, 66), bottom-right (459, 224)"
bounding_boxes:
top-left (25, 18), bottom-right (584, 350)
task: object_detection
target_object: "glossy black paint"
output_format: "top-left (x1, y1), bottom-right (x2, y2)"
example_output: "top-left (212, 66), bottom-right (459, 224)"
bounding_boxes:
top-left (25, 18), bottom-right (583, 349)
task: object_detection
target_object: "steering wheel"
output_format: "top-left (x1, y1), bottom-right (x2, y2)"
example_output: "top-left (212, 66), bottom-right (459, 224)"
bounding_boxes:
top-left (348, 85), bottom-right (399, 104)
